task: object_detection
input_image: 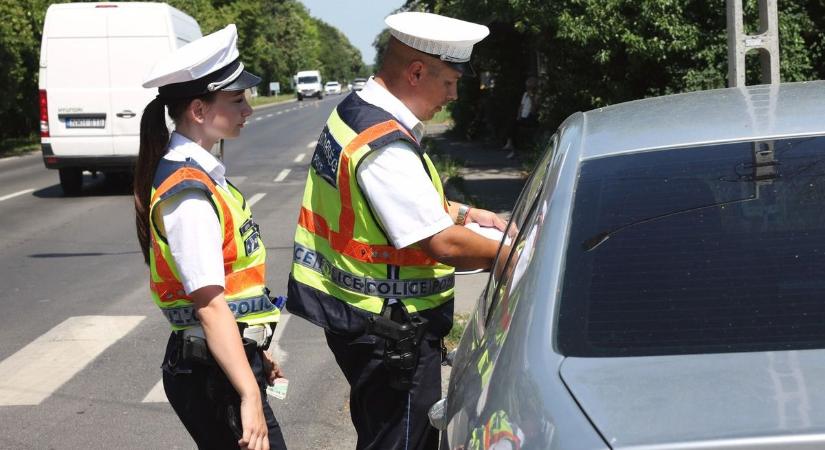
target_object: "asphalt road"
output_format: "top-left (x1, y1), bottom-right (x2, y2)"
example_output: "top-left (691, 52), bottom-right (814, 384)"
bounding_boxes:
top-left (0, 95), bottom-right (358, 449)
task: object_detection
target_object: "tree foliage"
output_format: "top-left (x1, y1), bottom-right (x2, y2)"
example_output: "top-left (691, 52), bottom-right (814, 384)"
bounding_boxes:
top-left (406, 0), bottom-right (825, 143)
top-left (0, 0), bottom-right (365, 139)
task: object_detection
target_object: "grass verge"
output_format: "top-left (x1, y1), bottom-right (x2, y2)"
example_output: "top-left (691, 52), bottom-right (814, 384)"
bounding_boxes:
top-left (0, 135), bottom-right (39, 158)
top-left (445, 313), bottom-right (469, 351)
top-left (249, 94), bottom-right (294, 108)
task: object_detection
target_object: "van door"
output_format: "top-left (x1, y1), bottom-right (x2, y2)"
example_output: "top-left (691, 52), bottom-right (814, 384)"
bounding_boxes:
top-left (107, 7), bottom-right (173, 157)
top-left (44, 8), bottom-right (113, 156)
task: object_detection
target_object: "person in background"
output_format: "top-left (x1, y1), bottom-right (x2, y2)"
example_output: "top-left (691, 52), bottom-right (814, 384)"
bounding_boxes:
top-left (287, 11), bottom-right (506, 450)
top-left (134, 24), bottom-right (286, 450)
top-left (502, 76), bottom-right (540, 159)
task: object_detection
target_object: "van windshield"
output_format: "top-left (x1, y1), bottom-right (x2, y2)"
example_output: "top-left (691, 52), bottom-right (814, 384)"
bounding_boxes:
top-left (298, 76), bottom-right (319, 84)
top-left (558, 136), bottom-right (825, 357)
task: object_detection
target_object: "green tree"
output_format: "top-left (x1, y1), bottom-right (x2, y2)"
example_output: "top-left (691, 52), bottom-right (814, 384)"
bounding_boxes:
top-left (405, 0), bottom-right (824, 144)
top-left (315, 18), bottom-right (367, 85)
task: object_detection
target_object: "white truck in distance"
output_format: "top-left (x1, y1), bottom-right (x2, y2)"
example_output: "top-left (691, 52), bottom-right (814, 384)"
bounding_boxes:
top-left (38, 2), bottom-right (201, 195)
top-left (295, 70), bottom-right (323, 100)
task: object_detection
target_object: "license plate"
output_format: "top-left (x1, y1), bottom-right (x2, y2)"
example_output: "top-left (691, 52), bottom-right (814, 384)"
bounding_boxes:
top-left (65, 117), bottom-right (105, 128)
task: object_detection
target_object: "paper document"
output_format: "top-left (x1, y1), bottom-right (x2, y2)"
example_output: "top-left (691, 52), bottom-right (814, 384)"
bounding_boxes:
top-left (465, 223), bottom-right (511, 245)
top-left (266, 378), bottom-right (289, 400)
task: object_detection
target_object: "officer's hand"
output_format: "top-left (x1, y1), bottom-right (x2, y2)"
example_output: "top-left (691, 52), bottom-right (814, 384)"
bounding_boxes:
top-left (465, 207), bottom-right (507, 231)
top-left (262, 350), bottom-right (285, 385)
top-left (238, 393), bottom-right (269, 450)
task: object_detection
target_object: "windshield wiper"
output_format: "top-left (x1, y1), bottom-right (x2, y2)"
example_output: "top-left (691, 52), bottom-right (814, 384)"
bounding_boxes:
top-left (582, 195), bottom-right (757, 252)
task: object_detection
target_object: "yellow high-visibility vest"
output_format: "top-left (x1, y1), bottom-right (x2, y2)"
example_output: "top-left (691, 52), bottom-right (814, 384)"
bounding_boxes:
top-left (288, 93), bottom-right (455, 332)
top-left (149, 159), bottom-right (280, 330)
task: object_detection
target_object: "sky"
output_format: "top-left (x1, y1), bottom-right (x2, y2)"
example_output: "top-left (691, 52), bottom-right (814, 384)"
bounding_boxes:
top-left (299, 0), bottom-right (407, 66)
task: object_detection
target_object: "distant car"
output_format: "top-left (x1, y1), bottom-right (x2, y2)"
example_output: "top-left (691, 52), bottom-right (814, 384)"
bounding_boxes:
top-left (351, 78), bottom-right (367, 91)
top-left (431, 81), bottom-right (825, 449)
top-left (324, 81), bottom-right (341, 95)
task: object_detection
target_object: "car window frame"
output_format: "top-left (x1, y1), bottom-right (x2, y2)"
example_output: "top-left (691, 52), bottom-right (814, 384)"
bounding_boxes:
top-left (474, 134), bottom-right (558, 332)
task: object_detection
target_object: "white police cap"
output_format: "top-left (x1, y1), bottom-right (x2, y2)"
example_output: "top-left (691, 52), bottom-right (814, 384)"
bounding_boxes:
top-left (143, 24), bottom-right (260, 99)
top-left (385, 12), bottom-right (489, 73)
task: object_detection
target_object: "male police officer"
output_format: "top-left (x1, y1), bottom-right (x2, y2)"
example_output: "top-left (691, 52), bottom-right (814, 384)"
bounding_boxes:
top-left (287, 11), bottom-right (504, 450)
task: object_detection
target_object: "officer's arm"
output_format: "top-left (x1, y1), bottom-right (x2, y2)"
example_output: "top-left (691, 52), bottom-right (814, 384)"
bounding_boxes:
top-left (417, 225), bottom-right (501, 270)
top-left (191, 286), bottom-right (260, 398)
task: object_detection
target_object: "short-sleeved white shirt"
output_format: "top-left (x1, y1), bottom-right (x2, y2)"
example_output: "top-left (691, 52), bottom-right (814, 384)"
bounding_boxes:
top-left (356, 78), bottom-right (453, 249)
top-left (155, 132), bottom-right (226, 294)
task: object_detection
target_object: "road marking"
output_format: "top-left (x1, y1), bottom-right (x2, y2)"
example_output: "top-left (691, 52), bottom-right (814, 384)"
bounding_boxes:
top-left (248, 192), bottom-right (266, 207)
top-left (293, 153), bottom-right (306, 163)
top-left (255, 117), bottom-right (262, 121)
top-left (276, 111), bottom-right (283, 115)
top-left (0, 188), bottom-right (34, 202)
top-left (307, 141), bottom-right (317, 148)
top-left (273, 169), bottom-right (290, 182)
top-left (142, 379), bottom-right (166, 403)
top-left (0, 316), bottom-right (145, 406)
top-left (266, 113), bottom-right (273, 118)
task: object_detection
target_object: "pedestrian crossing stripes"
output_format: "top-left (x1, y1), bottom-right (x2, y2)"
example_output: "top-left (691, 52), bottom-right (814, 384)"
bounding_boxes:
top-left (0, 314), bottom-right (292, 406)
top-left (0, 316), bottom-right (145, 406)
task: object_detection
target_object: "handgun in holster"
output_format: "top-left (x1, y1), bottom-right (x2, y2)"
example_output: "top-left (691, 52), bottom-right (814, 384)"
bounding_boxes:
top-left (366, 305), bottom-right (428, 390)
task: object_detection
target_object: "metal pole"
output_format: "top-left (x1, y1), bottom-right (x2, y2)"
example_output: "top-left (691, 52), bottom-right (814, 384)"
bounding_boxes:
top-left (726, 0), bottom-right (780, 87)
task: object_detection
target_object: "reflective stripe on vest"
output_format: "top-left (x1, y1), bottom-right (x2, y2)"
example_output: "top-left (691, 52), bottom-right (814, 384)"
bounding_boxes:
top-left (294, 243), bottom-right (454, 298)
top-left (297, 120), bottom-right (436, 266)
top-left (148, 159), bottom-right (279, 330)
top-left (162, 294), bottom-right (276, 327)
top-left (292, 100), bottom-right (455, 315)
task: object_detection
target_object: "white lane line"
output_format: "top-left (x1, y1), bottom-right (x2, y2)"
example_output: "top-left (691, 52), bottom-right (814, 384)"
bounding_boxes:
top-left (142, 379), bottom-right (166, 403)
top-left (247, 192), bottom-right (266, 207)
top-left (0, 316), bottom-right (145, 406)
top-left (306, 141), bottom-right (317, 148)
top-left (293, 153), bottom-right (306, 163)
top-left (276, 111), bottom-right (283, 115)
top-left (266, 113), bottom-right (273, 118)
top-left (144, 314), bottom-right (291, 404)
top-left (255, 117), bottom-right (262, 121)
top-left (0, 188), bottom-right (35, 202)
top-left (273, 169), bottom-right (290, 183)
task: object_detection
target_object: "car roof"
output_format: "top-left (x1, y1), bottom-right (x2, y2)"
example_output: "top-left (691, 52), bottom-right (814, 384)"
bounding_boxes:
top-left (579, 80), bottom-right (825, 159)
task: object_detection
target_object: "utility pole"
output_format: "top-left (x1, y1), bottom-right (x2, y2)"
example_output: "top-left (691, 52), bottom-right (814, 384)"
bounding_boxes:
top-left (726, 0), bottom-right (780, 87)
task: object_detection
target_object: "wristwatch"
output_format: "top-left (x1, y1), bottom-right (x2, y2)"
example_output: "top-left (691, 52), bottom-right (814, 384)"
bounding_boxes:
top-left (455, 204), bottom-right (471, 225)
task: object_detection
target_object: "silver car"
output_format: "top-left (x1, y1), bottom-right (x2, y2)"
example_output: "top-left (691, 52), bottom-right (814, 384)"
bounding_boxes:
top-left (433, 80), bottom-right (825, 449)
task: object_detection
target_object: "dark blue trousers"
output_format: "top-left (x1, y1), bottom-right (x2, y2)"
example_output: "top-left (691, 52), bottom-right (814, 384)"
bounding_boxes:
top-left (325, 331), bottom-right (442, 450)
top-left (161, 332), bottom-right (287, 450)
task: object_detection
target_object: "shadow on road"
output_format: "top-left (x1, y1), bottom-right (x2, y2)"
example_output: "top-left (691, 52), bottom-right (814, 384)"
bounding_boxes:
top-left (33, 172), bottom-right (133, 198)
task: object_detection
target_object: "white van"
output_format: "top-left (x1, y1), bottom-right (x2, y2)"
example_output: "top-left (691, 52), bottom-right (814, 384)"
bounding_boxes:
top-left (38, 2), bottom-right (201, 195)
top-left (295, 70), bottom-right (323, 101)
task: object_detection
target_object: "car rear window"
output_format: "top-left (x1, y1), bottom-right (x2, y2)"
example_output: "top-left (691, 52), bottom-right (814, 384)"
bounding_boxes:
top-left (558, 136), bottom-right (825, 357)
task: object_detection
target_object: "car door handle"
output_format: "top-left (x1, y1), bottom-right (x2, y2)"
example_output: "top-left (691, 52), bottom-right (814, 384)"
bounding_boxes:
top-left (116, 110), bottom-right (136, 118)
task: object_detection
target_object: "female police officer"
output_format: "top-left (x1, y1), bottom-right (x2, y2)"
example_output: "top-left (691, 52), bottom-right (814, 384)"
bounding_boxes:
top-left (133, 25), bottom-right (286, 450)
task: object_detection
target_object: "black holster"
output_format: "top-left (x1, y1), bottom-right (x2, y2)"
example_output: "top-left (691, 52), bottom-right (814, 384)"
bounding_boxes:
top-left (366, 303), bottom-right (428, 390)
top-left (176, 332), bottom-right (259, 440)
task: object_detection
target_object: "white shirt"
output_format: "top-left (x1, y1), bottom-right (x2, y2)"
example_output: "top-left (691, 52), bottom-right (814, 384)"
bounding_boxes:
top-left (155, 132), bottom-right (226, 294)
top-left (356, 78), bottom-right (453, 249)
top-left (518, 92), bottom-right (533, 119)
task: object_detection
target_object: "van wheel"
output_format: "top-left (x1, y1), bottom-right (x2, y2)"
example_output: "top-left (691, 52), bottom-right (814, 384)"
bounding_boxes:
top-left (59, 168), bottom-right (82, 196)
top-left (298, 95), bottom-right (303, 101)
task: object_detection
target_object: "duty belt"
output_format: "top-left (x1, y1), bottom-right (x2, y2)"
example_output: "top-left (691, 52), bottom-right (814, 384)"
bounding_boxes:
top-left (162, 294), bottom-right (275, 327)
top-left (294, 243), bottom-right (454, 298)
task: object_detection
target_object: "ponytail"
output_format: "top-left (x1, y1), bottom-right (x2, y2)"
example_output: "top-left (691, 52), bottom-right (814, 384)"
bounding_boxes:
top-left (133, 92), bottom-right (218, 265)
top-left (134, 97), bottom-right (169, 265)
